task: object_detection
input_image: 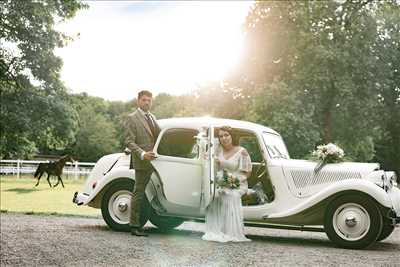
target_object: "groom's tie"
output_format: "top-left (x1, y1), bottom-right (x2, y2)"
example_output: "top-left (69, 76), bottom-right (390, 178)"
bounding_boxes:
top-left (144, 113), bottom-right (156, 138)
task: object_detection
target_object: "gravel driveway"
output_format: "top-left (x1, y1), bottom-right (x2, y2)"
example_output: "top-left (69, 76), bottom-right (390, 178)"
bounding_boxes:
top-left (1, 213), bottom-right (399, 266)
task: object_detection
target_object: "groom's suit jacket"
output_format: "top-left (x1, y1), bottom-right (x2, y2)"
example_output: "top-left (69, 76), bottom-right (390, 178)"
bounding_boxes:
top-left (125, 110), bottom-right (161, 170)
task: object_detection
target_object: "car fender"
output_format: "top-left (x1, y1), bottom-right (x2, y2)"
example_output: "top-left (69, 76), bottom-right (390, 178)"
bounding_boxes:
top-left (84, 167), bottom-right (159, 209)
top-left (267, 179), bottom-right (391, 219)
top-left (84, 167), bottom-right (135, 205)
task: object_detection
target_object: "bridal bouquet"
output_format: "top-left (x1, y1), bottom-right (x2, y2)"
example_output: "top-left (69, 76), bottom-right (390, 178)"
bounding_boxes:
top-left (216, 169), bottom-right (240, 189)
top-left (313, 143), bottom-right (344, 172)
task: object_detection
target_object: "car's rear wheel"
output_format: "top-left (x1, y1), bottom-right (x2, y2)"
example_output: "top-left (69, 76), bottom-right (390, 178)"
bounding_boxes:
top-left (149, 209), bottom-right (184, 231)
top-left (377, 219), bottom-right (395, 241)
top-left (101, 179), bottom-right (150, 232)
top-left (324, 194), bottom-right (383, 249)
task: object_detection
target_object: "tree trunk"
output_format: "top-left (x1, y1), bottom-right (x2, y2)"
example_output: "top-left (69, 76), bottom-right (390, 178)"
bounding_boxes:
top-left (323, 109), bottom-right (332, 143)
top-left (322, 79), bottom-right (337, 144)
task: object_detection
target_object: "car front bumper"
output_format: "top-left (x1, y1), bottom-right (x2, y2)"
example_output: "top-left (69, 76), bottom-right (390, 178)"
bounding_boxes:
top-left (388, 209), bottom-right (400, 226)
top-left (388, 186), bottom-right (400, 219)
top-left (72, 191), bottom-right (89, 206)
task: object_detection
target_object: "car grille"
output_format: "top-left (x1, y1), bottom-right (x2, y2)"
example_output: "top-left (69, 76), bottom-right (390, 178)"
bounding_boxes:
top-left (290, 169), bottom-right (362, 189)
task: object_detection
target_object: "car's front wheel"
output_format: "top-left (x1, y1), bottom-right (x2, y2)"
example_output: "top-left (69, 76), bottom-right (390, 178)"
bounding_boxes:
top-left (101, 179), bottom-right (150, 232)
top-left (324, 193), bottom-right (383, 249)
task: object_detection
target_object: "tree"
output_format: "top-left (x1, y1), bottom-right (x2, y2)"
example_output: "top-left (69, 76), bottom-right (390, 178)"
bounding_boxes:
top-left (68, 93), bottom-right (120, 162)
top-left (152, 93), bottom-right (181, 119)
top-left (244, 80), bottom-right (320, 158)
top-left (0, 0), bottom-right (87, 158)
top-left (373, 2), bottom-right (400, 174)
top-left (233, 0), bottom-right (399, 162)
top-left (71, 105), bottom-right (119, 162)
top-left (1, 0), bottom-right (86, 91)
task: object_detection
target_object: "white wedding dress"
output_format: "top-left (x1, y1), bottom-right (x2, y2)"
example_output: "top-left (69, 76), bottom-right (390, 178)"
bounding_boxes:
top-left (202, 146), bottom-right (252, 242)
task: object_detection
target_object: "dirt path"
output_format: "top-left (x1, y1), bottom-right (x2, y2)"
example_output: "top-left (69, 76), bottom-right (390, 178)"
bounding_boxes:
top-left (1, 213), bottom-right (399, 266)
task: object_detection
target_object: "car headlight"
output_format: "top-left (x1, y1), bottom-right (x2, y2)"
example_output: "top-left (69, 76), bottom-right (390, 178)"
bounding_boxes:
top-left (383, 171), bottom-right (398, 191)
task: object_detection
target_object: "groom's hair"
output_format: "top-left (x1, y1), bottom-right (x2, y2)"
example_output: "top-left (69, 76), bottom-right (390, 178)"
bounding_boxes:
top-left (217, 126), bottom-right (239, 146)
top-left (138, 90), bottom-right (152, 99)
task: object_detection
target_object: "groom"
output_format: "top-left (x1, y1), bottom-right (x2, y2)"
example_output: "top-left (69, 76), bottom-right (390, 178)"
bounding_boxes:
top-left (125, 90), bottom-right (160, 236)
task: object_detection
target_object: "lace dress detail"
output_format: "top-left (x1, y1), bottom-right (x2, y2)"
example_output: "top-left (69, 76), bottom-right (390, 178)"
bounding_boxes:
top-left (202, 147), bottom-right (252, 242)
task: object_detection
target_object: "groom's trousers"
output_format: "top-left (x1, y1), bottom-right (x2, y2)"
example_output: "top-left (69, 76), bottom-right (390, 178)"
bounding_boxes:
top-left (130, 168), bottom-right (153, 228)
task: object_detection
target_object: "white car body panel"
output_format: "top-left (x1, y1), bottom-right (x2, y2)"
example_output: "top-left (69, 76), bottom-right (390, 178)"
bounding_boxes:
top-left (281, 159), bottom-right (380, 198)
top-left (79, 153), bottom-right (134, 205)
top-left (151, 156), bottom-right (202, 208)
top-left (266, 179), bottom-right (392, 219)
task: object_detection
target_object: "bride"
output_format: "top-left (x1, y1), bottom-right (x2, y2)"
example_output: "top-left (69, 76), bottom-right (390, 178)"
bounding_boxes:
top-left (202, 126), bottom-right (252, 242)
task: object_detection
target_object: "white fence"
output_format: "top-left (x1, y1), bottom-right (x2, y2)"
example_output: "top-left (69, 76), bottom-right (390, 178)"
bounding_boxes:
top-left (0, 159), bottom-right (96, 179)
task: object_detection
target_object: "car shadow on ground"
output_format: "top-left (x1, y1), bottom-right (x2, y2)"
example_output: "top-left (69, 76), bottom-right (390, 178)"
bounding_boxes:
top-left (140, 226), bottom-right (400, 251)
top-left (141, 226), bottom-right (335, 248)
top-left (246, 234), bottom-right (399, 251)
top-left (79, 223), bottom-right (399, 251)
top-left (368, 241), bottom-right (400, 251)
top-left (246, 233), bottom-right (335, 248)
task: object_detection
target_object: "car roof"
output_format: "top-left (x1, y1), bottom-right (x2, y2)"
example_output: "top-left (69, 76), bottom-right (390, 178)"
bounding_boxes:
top-left (158, 117), bottom-right (279, 135)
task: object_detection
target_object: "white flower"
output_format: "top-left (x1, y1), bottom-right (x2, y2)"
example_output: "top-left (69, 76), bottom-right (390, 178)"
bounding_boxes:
top-left (313, 143), bottom-right (344, 162)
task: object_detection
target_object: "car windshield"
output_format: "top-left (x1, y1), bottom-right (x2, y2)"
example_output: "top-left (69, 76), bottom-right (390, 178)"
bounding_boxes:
top-left (262, 132), bottom-right (290, 159)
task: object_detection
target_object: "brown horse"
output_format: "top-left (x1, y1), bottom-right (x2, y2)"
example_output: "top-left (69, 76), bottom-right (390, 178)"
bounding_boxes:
top-left (34, 155), bottom-right (74, 188)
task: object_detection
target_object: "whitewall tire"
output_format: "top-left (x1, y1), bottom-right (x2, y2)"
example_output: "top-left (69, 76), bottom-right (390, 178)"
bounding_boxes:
top-left (324, 193), bottom-right (383, 249)
top-left (101, 179), bottom-right (150, 232)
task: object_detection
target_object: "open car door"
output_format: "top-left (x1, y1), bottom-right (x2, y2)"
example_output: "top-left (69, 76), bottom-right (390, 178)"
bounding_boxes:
top-left (149, 128), bottom-right (204, 216)
top-left (198, 126), bottom-right (216, 211)
top-left (149, 126), bottom-right (217, 217)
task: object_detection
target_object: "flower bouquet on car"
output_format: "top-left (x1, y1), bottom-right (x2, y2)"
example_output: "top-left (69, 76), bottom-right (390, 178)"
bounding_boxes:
top-left (216, 169), bottom-right (240, 189)
top-left (313, 143), bottom-right (344, 173)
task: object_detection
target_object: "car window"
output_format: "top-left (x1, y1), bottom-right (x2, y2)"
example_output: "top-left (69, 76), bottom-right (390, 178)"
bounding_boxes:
top-left (239, 136), bottom-right (263, 163)
top-left (262, 132), bottom-right (290, 159)
top-left (157, 128), bottom-right (199, 159)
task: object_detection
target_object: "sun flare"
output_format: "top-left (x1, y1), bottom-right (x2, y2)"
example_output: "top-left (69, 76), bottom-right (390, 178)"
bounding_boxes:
top-left (56, 1), bottom-right (253, 101)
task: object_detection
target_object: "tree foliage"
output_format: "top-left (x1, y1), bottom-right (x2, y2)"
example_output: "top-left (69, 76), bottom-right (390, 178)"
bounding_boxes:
top-left (372, 2), bottom-right (400, 173)
top-left (229, 0), bottom-right (399, 164)
top-left (0, 0), bottom-right (86, 158)
top-left (69, 95), bottom-right (120, 161)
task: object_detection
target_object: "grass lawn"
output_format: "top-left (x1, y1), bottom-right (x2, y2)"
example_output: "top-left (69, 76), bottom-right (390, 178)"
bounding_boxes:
top-left (0, 176), bottom-right (100, 217)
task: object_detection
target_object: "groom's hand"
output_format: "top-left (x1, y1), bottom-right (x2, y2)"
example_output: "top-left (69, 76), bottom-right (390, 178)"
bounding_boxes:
top-left (144, 151), bottom-right (156, 161)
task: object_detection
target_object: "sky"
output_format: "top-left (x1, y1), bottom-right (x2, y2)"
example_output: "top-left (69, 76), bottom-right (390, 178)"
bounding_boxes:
top-left (55, 1), bottom-right (253, 101)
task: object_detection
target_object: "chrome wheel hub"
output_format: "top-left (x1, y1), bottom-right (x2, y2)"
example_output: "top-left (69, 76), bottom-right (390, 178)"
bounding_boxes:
top-left (118, 202), bottom-right (128, 212)
top-left (332, 203), bottom-right (370, 241)
top-left (108, 190), bottom-right (132, 224)
top-left (345, 216), bottom-right (357, 227)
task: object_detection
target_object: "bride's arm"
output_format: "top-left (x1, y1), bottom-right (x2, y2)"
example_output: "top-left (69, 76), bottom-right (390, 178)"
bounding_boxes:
top-left (237, 147), bottom-right (252, 181)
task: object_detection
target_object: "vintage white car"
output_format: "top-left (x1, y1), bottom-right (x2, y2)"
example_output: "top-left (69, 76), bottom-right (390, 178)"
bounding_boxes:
top-left (73, 117), bottom-right (400, 249)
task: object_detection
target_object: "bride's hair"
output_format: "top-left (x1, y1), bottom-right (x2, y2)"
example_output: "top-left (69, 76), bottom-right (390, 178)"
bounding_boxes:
top-left (217, 126), bottom-right (239, 146)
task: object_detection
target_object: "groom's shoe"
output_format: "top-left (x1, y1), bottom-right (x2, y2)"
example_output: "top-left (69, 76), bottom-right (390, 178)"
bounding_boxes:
top-left (131, 227), bottom-right (148, 237)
